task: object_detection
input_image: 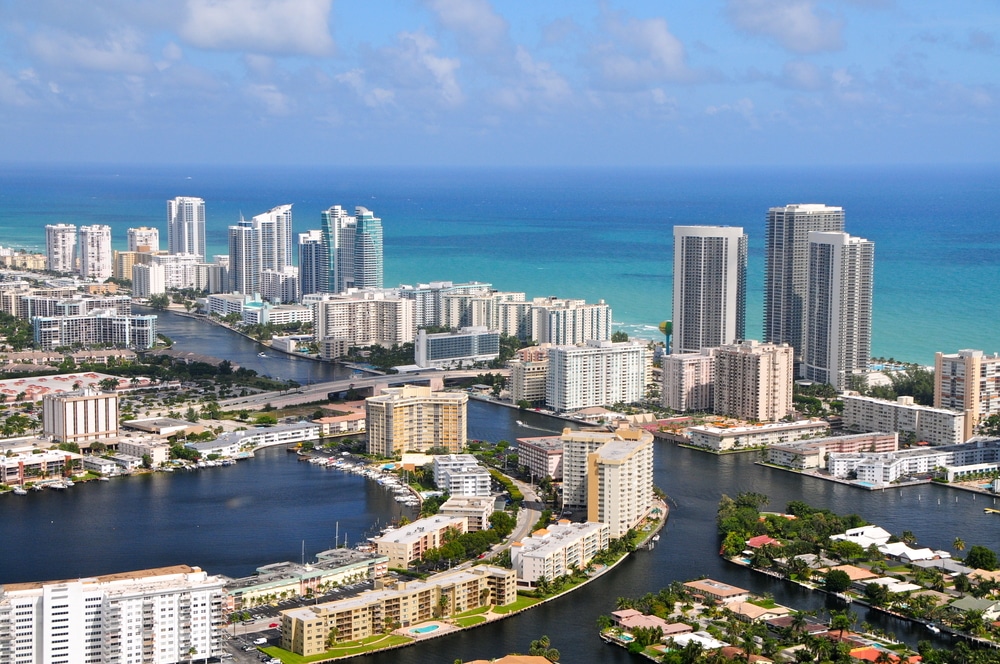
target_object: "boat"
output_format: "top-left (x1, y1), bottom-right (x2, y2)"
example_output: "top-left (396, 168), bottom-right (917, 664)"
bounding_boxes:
top-left (516, 420), bottom-right (525, 427)
top-left (98, 477), bottom-right (110, 482)
top-left (48, 482), bottom-right (66, 490)
top-left (64, 480), bottom-right (75, 487)
top-left (926, 623), bottom-right (941, 634)
top-left (258, 352), bottom-right (267, 358)
top-left (984, 508), bottom-right (1000, 514)
top-left (12, 487), bottom-right (27, 495)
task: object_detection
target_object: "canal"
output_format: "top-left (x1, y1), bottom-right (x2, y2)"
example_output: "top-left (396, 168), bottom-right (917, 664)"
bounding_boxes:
top-left (2, 312), bottom-right (993, 660)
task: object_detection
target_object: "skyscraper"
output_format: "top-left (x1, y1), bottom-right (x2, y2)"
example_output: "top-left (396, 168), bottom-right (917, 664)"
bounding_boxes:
top-left (77, 225), bottom-right (113, 281)
top-left (763, 204), bottom-right (845, 366)
top-left (672, 226), bottom-right (747, 354)
top-left (167, 196), bottom-right (206, 258)
top-left (321, 205), bottom-right (354, 294)
top-left (253, 204), bottom-right (293, 273)
top-left (803, 231), bottom-right (874, 390)
top-left (45, 223), bottom-right (76, 273)
top-left (227, 219), bottom-right (259, 295)
top-left (297, 229), bottom-right (326, 297)
top-left (353, 206), bottom-right (383, 290)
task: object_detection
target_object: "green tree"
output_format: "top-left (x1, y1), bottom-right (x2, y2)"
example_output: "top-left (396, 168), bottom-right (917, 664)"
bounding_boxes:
top-left (824, 569), bottom-right (852, 593)
top-left (965, 545), bottom-right (999, 571)
top-left (611, 331), bottom-right (629, 342)
top-left (954, 537), bottom-right (967, 553)
top-left (148, 293), bottom-right (170, 310)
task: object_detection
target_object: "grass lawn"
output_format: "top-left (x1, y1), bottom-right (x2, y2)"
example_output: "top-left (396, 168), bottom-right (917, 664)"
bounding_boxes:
top-left (453, 605), bottom-right (491, 618)
top-left (748, 598), bottom-right (778, 609)
top-left (493, 596), bottom-right (542, 614)
top-left (455, 616), bottom-right (487, 627)
top-left (262, 634), bottom-right (413, 663)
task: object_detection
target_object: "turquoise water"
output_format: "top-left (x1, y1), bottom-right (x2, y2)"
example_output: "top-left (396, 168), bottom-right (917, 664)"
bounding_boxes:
top-left (411, 625), bottom-right (440, 634)
top-left (1, 163), bottom-right (998, 364)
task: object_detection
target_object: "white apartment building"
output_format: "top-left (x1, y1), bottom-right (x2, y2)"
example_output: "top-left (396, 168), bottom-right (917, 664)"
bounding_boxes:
top-left (312, 291), bottom-right (415, 354)
top-left (167, 196), bottom-right (206, 258)
top-left (935, 349), bottom-right (1000, 441)
top-left (586, 428), bottom-right (654, 537)
top-left (260, 267), bottom-right (299, 304)
top-left (510, 521), bottom-right (611, 587)
top-left (546, 340), bottom-right (648, 413)
top-left (151, 253), bottom-right (203, 290)
top-left (765, 432), bottom-right (898, 471)
top-left (0, 564), bottom-right (224, 664)
top-left (438, 496), bottom-right (496, 531)
top-left (227, 219), bottom-right (259, 296)
top-left (398, 281), bottom-right (493, 328)
top-left (714, 340), bottom-right (794, 422)
top-left (206, 293), bottom-right (257, 318)
top-left (803, 231), bottom-right (874, 390)
top-left (415, 326), bottom-right (500, 368)
top-left (370, 515), bottom-right (468, 568)
top-left (42, 388), bottom-right (120, 444)
top-left (18, 293), bottom-right (131, 320)
top-left (241, 302), bottom-right (313, 326)
top-left (32, 312), bottom-right (157, 351)
top-left (77, 225), bottom-right (113, 281)
top-left (365, 386), bottom-right (468, 456)
top-left (672, 225), bottom-right (747, 353)
top-left (127, 226), bottom-right (160, 252)
top-left (432, 454), bottom-right (492, 497)
top-left (509, 356), bottom-right (549, 406)
top-left (118, 439), bottom-right (171, 467)
top-left (842, 391), bottom-right (965, 446)
top-left (516, 435), bottom-right (564, 480)
top-left (0, 449), bottom-right (81, 486)
top-left (686, 420), bottom-right (830, 452)
top-left (662, 347), bottom-right (716, 412)
top-left (529, 298), bottom-right (612, 346)
top-left (829, 439), bottom-right (1000, 486)
top-left (131, 263), bottom-right (166, 298)
top-left (45, 224), bottom-right (77, 274)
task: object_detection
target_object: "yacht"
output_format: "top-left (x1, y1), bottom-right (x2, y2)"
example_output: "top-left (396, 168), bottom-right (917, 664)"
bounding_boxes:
top-left (12, 486), bottom-right (27, 495)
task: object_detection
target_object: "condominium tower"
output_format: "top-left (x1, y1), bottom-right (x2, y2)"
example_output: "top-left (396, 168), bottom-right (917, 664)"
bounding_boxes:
top-left (320, 205), bottom-right (384, 293)
top-left (803, 231), bottom-right (874, 391)
top-left (714, 340), bottom-right (794, 422)
top-left (672, 226), bottom-right (747, 354)
top-left (763, 204), bottom-right (844, 367)
top-left (45, 223), bottom-right (76, 273)
top-left (545, 340), bottom-right (648, 413)
top-left (227, 219), bottom-right (259, 295)
top-left (167, 196), bottom-right (206, 258)
top-left (253, 204), bottom-right (294, 273)
top-left (353, 206), bottom-right (383, 289)
top-left (127, 226), bottom-right (160, 252)
top-left (77, 224), bottom-right (113, 281)
top-left (365, 386), bottom-right (468, 456)
top-left (297, 229), bottom-right (326, 296)
top-left (934, 349), bottom-right (1000, 441)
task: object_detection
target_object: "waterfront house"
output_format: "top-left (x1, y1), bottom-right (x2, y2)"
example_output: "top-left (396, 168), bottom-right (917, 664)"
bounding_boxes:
top-left (683, 579), bottom-right (750, 604)
top-left (746, 535), bottom-right (781, 550)
top-left (610, 609), bottom-right (691, 635)
top-left (948, 597), bottom-right (1000, 621)
top-left (821, 564), bottom-right (877, 586)
top-left (830, 525), bottom-right (892, 549)
top-left (725, 600), bottom-right (792, 623)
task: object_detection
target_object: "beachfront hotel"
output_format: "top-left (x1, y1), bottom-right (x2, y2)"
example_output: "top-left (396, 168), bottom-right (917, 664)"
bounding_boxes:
top-left (319, 204), bottom-right (384, 294)
top-left (0, 565), bottom-right (225, 664)
top-left (802, 231), bottom-right (874, 391)
top-left (672, 226), bottom-right (747, 354)
top-left (763, 204), bottom-right (845, 368)
top-left (365, 385), bottom-right (468, 456)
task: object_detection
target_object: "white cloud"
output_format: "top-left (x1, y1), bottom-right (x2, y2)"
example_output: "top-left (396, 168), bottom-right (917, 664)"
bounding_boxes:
top-left (244, 82), bottom-right (293, 115)
top-left (706, 97), bottom-right (758, 127)
top-left (29, 28), bottom-right (152, 73)
top-left (335, 69), bottom-right (396, 108)
top-left (781, 60), bottom-right (826, 89)
top-left (726, 0), bottom-right (844, 54)
top-left (422, 0), bottom-right (509, 56)
top-left (180, 0), bottom-right (334, 57)
top-left (590, 12), bottom-right (698, 88)
top-left (0, 70), bottom-right (36, 107)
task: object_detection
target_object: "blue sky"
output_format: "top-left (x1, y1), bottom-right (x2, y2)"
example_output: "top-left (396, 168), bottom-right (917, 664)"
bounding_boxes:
top-left (0, 0), bottom-right (996, 166)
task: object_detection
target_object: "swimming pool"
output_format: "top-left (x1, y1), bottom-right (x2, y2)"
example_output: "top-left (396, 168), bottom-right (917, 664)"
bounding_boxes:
top-left (410, 624), bottom-right (440, 635)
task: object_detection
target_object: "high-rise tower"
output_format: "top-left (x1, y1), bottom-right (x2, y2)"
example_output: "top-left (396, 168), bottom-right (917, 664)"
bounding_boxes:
top-left (252, 204), bottom-right (293, 273)
top-left (764, 204), bottom-right (844, 366)
top-left (167, 197), bottom-right (206, 258)
top-left (297, 230), bottom-right (326, 297)
top-left (45, 223), bottom-right (77, 274)
top-left (672, 226), bottom-right (747, 354)
top-left (353, 206), bottom-right (383, 290)
top-left (227, 219), bottom-right (259, 295)
top-left (127, 226), bottom-right (160, 253)
top-left (320, 205), bottom-right (354, 294)
top-left (77, 225), bottom-right (113, 281)
top-left (803, 231), bottom-right (874, 390)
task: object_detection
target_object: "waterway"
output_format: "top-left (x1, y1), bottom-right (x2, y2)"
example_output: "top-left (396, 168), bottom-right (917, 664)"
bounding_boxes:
top-left (2, 315), bottom-right (994, 660)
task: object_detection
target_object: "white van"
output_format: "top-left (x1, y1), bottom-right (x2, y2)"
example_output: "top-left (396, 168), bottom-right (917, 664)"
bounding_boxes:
top-left (253, 637), bottom-right (268, 645)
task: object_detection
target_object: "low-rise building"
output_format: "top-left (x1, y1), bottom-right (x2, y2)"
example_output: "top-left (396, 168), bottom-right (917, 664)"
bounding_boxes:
top-left (415, 326), bottom-right (500, 368)
top-left (516, 435), bottom-right (564, 480)
top-left (118, 439), bottom-right (171, 467)
top-left (315, 411), bottom-right (366, 437)
top-left (0, 449), bottom-right (80, 485)
top-left (223, 549), bottom-right (389, 611)
top-left (432, 453), bottom-right (492, 497)
top-left (686, 420), bottom-right (830, 452)
top-left (828, 438), bottom-right (1000, 485)
top-left (683, 579), bottom-right (750, 604)
top-left (510, 520), bottom-right (610, 587)
top-left (279, 566), bottom-right (516, 655)
top-left (842, 391), bottom-right (965, 446)
top-left (82, 455), bottom-right (121, 476)
top-left (370, 515), bottom-right (468, 568)
top-left (765, 432), bottom-right (898, 471)
top-left (438, 496), bottom-right (496, 531)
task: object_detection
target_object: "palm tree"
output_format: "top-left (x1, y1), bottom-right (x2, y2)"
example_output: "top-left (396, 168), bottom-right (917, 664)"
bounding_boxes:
top-left (954, 537), bottom-right (967, 553)
top-left (830, 609), bottom-right (855, 640)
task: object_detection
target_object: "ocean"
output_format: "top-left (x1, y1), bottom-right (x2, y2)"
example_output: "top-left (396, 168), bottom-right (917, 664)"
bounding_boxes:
top-left (1, 163), bottom-right (998, 364)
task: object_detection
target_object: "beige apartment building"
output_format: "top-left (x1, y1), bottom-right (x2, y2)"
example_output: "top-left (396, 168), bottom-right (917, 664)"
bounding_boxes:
top-left (365, 386), bottom-right (468, 456)
top-left (311, 291), bottom-right (415, 359)
top-left (935, 349), bottom-right (1000, 441)
top-left (509, 356), bottom-right (549, 406)
top-left (370, 515), bottom-right (468, 568)
top-left (714, 340), bottom-right (794, 422)
top-left (586, 429), bottom-right (655, 537)
top-left (280, 566), bottom-right (516, 655)
top-left (42, 388), bottom-right (119, 445)
top-left (661, 347), bottom-right (716, 412)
